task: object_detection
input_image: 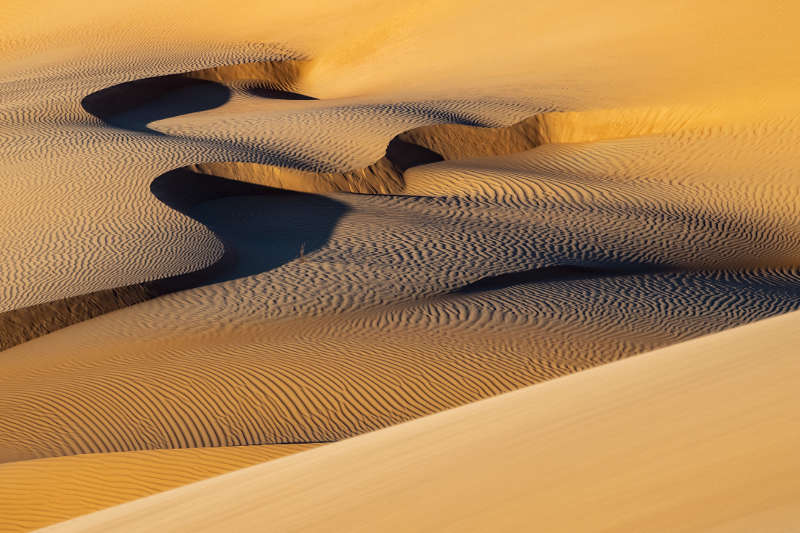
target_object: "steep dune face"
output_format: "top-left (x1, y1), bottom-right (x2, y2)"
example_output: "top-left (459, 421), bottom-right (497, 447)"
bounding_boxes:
top-left (187, 107), bottom-right (722, 195)
top-left (41, 311), bottom-right (800, 532)
top-left (80, 59), bottom-right (310, 132)
top-left (0, 285), bottom-right (158, 352)
top-left (0, 444), bottom-right (316, 532)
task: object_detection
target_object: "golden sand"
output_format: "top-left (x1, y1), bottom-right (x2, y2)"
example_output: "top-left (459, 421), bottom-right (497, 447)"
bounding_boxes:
top-left (0, 0), bottom-right (798, 529)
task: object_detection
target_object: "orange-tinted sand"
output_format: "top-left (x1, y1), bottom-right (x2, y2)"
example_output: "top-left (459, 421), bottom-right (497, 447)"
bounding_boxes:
top-left (43, 311), bottom-right (800, 532)
top-left (1, 0), bottom-right (798, 530)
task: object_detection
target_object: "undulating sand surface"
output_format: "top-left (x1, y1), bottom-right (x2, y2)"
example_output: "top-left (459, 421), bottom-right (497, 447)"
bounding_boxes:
top-left (1, 0), bottom-right (799, 530)
top-left (0, 444), bottom-right (315, 532)
top-left (41, 310), bottom-right (800, 532)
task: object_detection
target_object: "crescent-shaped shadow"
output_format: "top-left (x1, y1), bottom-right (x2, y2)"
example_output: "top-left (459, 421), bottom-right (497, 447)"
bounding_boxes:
top-left (148, 168), bottom-right (349, 292)
top-left (80, 59), bottom-right (314, 133)
top-left (81, 75), bottom-right (233, 133)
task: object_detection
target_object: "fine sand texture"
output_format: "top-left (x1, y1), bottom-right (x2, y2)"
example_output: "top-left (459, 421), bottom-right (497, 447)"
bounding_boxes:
top-left (2, 0), bottom-right (800, 529)
top-left (0, 444), bottom-right (315, 532)
top-left (41, 310), bottom-right (800, 532)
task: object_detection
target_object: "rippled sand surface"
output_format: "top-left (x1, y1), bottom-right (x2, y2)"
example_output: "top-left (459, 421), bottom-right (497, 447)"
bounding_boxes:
top-left (1, 0), bottom-right (799, 530)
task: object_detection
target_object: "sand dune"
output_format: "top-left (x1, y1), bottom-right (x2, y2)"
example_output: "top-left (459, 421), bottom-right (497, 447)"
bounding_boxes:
top-left (4, 101), bottom-right (799, 461)
top-left (0, 444), bottom-right (315, 532)
top-left (3, 0), bottom-right (797, 313)
top-left (80, 59), bottom-right (310, 133)
top-left (2, 0), bottom-right (799, 529)
top-left (2, 264), bottom-right (798, 462)
top-left (0, 285), bottom-right (157, 352)
top-left (41, 310), bottom-right (800, 532)
top-left (186, 106), bottom-right (728, 195)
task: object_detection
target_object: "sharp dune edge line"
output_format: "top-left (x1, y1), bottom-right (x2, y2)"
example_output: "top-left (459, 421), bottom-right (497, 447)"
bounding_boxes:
top-left (0, 444), bottom-right (316, 532)
top-left (0, 66), bottom-right (738, 351)
top-left (80, 58), bottom-right (311, 126)
top-left (0, 285), bottom-right (158, 352)
top-left (188, 104), bottom-right (714, 195)
top-left (39, 311), bottom-right (800, 532)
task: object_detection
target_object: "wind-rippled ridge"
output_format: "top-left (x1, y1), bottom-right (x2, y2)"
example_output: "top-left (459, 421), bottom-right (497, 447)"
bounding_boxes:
top-left (2, 55), bottom-right (799, 473)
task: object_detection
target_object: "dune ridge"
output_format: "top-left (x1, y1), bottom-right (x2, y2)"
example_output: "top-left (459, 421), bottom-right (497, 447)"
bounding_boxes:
top-left (1, 1), bottom-right (799, 529)
top-left (0, 98), bottom-right (747, 350)
top-left (2, 266), bottom-right (798, 463)
top-left (40, 310), bottom-right (800, 532)
top-left (0, 444), bottom-right (316, 532)
top-left (80, 58), bottom-right (310, 132)
top-left (186, 105), bottom-right (722, 194)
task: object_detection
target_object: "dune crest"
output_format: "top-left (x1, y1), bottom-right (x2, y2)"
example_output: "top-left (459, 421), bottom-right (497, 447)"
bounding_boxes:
top-left (0, 444), bottom-right (316, 532)
top-left (186, 105), bottom-right (720, 195)
top-left (1, 0), bottom-right (799, 529)
top-left (40, 311), bottom-right (800, 532)
top-left (80, 58), bottom-right (311, 132)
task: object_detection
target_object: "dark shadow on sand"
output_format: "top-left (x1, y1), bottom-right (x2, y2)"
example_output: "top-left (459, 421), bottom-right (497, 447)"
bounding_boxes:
top-left (385, 137), bottom-right (444, 171)
top-left (149, 168), bottom-right (349, 292)
top-left (454, 264), bottom-right (670, 294)
top-left (81, 75), bottom-right (232, 133)
top-left (246, 86), bottom-right (316, 100)
top-left (81, 74), bottom-right (316, 134)
top-left (0, 168), bottom-right (348, 351)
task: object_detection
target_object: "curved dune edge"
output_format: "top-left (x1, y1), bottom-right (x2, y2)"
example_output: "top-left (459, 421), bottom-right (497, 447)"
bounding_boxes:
top-left (41, 311), bottom-right (800, 533)
top-left (80, 58), bottom-right (312, 127)
top-left (0, 285), bottom-right (159, 352)
top-left (180, 59), bottom-right (310, 91)
top-left (188, 105), bottom-right (713, 194)
top-left (0, 444), bottom-right (317, 532)
top-left (0, 103), bottom-right (721, 351)
top-left (0, 170), bottom-right (347, 353)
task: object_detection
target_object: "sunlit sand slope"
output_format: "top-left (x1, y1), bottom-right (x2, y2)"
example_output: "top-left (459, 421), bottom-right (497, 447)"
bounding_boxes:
top-left (2, 263), bottom-right (798, 462)
top-left (0, 444), bottom-right (314, 532)
top-left (42, 311), bottom-right (800, 532)
top-left (1, 1), bottom-right (799, 529)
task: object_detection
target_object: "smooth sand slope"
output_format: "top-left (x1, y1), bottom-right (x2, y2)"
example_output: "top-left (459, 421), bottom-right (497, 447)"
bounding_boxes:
top-left (0, 444), bottom-right (315, 532)
top-left (42, 311), bottom-right (800, 532)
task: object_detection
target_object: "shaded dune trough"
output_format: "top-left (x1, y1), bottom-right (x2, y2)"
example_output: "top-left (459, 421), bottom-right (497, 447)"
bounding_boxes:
top-left (80, 59), bottom-right (312, 132)
top-left (1, 171), bottom-right (347, 351)
top-left (1, 60), bottom-right (695, 350)
top-left (3, 60), bottom-right (795, 352)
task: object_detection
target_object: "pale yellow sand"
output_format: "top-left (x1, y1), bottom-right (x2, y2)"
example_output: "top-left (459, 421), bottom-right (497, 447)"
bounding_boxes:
top-left (41, 311), bottom-right (800, 532)
top-left (0, 444), bottom-right (315, 532)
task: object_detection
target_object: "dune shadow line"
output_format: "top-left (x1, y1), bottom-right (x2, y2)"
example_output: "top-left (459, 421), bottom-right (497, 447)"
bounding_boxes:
top-left (80, 60), bottom-right (315, 134)
top-left (0, 169), bottom-right (348, 351)
top-left (81, 75), bottom-right (232, 133)
top-left (455, 264), bottom-right (671, 294)
top-left (149, 168), bottom-right (349, 292)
